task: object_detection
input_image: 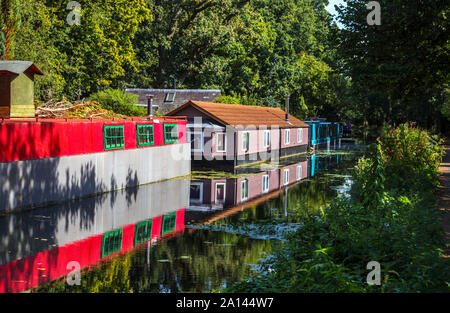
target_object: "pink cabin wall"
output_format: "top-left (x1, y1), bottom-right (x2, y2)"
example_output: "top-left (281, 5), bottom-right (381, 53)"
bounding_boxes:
top-left (205, 127), bottom-right (309, 158)
top-left (280, 127), bottom-right (309, 149)
top-left (235, 167), bottom-right (282, 205)
top-left (235, 128), bottom-right (282, 156)
top-left (280, 161), bottom-right (308, 186)
top-left (192, 161), bottom-right (307, 207)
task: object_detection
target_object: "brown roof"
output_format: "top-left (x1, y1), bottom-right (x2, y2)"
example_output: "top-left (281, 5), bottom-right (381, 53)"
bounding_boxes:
top-left (167, 100), bottom-right (309, 128)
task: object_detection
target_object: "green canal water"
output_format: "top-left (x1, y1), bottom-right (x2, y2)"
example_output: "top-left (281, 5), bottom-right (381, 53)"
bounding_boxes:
top-left (0, 148), bottom-right (360, 293)
top-left (25, 150), bottom-right (360, 293)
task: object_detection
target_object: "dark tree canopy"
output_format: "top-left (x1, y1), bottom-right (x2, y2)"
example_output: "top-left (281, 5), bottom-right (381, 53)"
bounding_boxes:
top-left (2, 0), bottom-right (448, 132)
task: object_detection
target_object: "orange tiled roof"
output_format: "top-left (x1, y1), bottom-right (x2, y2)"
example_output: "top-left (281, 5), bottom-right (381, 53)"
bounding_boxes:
top-left (169, 100), bottom-right (309, 128)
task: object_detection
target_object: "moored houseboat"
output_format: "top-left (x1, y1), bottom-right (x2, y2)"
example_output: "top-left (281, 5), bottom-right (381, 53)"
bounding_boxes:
top-left (0, 117), bottom-right (190, 212)
top-left (167, 100), bottom-right (310, 170)
top-left (305, 120), bottom-right (342, 150)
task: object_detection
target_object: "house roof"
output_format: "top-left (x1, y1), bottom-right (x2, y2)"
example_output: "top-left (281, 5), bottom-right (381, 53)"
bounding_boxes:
top-left (167, 100), bottom-right (309, 128)
top-left (125, 88), bottom-right (221, 115)
top-left (0, 61), bottom-right (44, 76)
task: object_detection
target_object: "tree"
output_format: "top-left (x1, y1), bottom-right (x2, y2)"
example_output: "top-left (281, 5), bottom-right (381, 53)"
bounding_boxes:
top-left (121, 0), bottom-right (260, 89)
top-left (337, 0), bottom-right (449, 129)
top-left (0, 0), bottom-right (21, 59)
top-left (12, 0), bottom-right (66, 100)
top-left (43, 0), bottom-right (151, 97)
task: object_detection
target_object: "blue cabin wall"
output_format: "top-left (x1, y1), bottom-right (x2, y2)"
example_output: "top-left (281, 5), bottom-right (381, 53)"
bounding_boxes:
top-left (305, 121), bottom-right (342, 150)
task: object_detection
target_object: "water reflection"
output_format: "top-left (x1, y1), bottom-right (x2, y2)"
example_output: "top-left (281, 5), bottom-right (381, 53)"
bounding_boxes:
top-left (0, 151), bottom-right (358, 293)
top-left (0, 179), bottom-right (189, 293)
top-left (187, 153), bottom-right (346, 220)
top-left (186, 153), bottom-right (352, 242)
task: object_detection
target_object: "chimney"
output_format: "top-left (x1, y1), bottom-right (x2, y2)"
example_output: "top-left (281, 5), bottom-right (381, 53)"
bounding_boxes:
top-left (146, 94), bottom-right (154, 118)
top-left (285, 94), bottom-right (290, 122)
top-left (173, 78), bottom-right (177, 89)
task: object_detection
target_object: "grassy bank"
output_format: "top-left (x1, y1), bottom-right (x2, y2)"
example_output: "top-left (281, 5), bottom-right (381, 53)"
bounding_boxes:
top-left (226, 123), bottom-right (449, 292)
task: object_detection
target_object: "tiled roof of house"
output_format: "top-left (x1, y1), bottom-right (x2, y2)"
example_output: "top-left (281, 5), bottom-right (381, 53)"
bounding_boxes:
top-left (125, 89), bottom-right (221, 115)
top-left (168, 100), bottom-right (309, 128)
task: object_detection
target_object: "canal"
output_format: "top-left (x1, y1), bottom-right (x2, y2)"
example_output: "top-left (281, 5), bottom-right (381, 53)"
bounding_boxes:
top-left (0, 150), bottom-right (360, 293)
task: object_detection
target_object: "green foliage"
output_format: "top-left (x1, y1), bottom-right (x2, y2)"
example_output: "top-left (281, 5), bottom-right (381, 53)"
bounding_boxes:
top-left (214, 94), bottom-right (261, 106)
top-left (12, 0), bottom-right (66, 99)
top-left (3, 0), bottom-right (446, 131)
top-left (8, 0), bottom-right (150, 99)
top-left (6, 0), bottom-right (351, 122)
top-left (227, 124), bottom-right (449, 292)
top-left (35, 254), bottom-right (134, 293)
top-left (441, 88), bottom-right (450, 121)
top-left (336, 0), bottom-right (449, 130)
top-left (0, 26), bottom-right (4, 58)
top-left (377, 123), bottom-right (444, 193)
top-left (0, 0), bottom-right (21, 59)
top-left (121, 0), bottom-right (350, 120)
top-left (90, 88), bottom-right (146, 117)
top-left (45, 0), bottom-right (150, 96)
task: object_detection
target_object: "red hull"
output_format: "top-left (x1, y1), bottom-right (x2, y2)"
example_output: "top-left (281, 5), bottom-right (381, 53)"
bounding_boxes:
top-left (0, 117), bottom-right (187, 163)
top-left (0, 208), bottom-right (185, 293)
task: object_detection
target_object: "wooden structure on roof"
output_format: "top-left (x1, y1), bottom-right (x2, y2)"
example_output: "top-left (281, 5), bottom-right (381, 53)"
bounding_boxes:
top-left (0, 61), bottom-right (44, 118)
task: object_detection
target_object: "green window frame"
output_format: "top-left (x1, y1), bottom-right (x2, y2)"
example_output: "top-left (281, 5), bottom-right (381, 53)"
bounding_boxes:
top-left (134, 219), bottom-right (153, 245)
top-left (161, 212), bottom-right (177, 235)
top-left (136, 124), bottom-right (154, 147)
top-left (101, 229), bottom-right (123, 258)
top-left (164, 124), bottom-right (179, 144)
top-left (104, 125), bottom-right (125, 150)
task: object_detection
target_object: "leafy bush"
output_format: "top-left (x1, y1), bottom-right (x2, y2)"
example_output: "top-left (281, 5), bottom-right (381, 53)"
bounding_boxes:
top-left (214, 94), bottom-right (261, 106)
top-left (377, 123), bottom-right (444, 192)
top-left (90, 89), bottom-right (147, 117)
top-left (227, 123), bottom-right (449, 293)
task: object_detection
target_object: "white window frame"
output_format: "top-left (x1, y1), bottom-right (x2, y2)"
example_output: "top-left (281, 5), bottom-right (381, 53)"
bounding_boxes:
top-left (215, 182), bottom-right (226, 204)
top-left (216, 132), bottom-right (227, 153)
top-left (263, 130), bottom-right (270, 148)
top-left (284, 129), bottom-right (290, 145)
top-left (242, 131), bottom-right (250, 152)
top-left (241, 179), bottom-right (249, 201)
top-left (297, 165), bottom-right (302, 181)
top-left (262, 175), bottom-right (269, 193)
top-left (297, 128), bottom-right (303, 143)
top-left (164, 92), bottom-right (176, 103)
top-left (284, 169), bottom-right (290, 186)
top-left (189, 130), bottom-right (204, 153)
top-left (190, 182), bottom-right (203, 204)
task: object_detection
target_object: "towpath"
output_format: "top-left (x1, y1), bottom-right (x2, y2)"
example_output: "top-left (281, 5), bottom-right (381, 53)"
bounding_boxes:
top-left (439, 140), bottom-right (450, 257)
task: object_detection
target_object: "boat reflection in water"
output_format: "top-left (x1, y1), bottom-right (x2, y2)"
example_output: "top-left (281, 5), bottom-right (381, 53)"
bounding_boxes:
top-left (0, 179), bottom-right (189, 293)
top-left (0, 152), bottom-right (345, 293)
top-left (310, 153), bottom-right (341, 177)
top-left (187, 153), bottom-right (341, 222)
